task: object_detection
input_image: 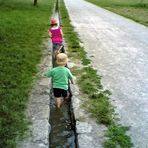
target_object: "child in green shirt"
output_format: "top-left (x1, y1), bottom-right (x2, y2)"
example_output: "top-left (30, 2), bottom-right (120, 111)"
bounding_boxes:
top-left (45, 53), bottom-right (74, 109)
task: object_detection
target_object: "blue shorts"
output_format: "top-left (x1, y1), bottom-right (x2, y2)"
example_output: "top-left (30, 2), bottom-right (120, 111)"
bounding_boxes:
top-left (53, 43), bottom-right (62, 50)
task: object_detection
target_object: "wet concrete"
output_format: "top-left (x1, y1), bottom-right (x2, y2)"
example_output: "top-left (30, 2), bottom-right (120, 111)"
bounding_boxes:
top-left (70, 82), bottom-right (106, 148)
top-left (64, 0), bottom-right (148, 147)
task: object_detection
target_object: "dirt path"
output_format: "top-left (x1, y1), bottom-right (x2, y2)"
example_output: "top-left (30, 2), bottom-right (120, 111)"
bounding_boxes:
top-left (64, 0), bottom-right (148, 147)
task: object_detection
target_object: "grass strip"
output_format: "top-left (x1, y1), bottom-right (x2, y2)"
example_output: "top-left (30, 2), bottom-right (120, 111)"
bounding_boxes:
top-left (59, 0), bottom-right (133, 147)
top-left (0, 0), bottom-right (54, 147)
top-left (86, 0), bottom-right (148, 27)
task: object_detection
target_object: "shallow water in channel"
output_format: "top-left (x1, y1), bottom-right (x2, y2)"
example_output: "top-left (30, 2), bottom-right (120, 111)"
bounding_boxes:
top-left (49, 90), bottom-right (76, 148)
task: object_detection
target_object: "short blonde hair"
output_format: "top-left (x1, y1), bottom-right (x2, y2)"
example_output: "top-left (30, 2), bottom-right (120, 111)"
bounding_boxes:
top-left (56, 53), bottom-right (68, 66)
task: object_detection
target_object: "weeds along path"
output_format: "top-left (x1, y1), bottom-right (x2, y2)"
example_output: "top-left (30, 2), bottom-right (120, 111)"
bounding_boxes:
top-left (64, 0), bottom-right (148, 147)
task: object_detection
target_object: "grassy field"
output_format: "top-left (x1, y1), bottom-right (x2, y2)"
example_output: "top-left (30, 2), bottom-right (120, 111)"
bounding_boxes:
top-left (0, 0), bottom-right (54, 147)
top-left (86, 0), bottom-right (148, 26)
top-left (60, 0), bottom-right (133, 147)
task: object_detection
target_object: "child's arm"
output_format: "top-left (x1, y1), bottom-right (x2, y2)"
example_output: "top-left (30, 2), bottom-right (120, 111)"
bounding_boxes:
top-left (44, 69), bottom-right (52, 78)
top-left (70, 78), bottom-right (74, 84)
top-left (68, 69), bottom-right (75, 84)
top-left (48, 30), bottom-right (52, 38)
top-left (60, 28), bottom-right (63, 37)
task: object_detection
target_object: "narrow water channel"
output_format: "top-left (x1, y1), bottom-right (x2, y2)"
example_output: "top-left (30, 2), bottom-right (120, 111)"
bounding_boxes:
top-left (49, 88), bottom-right (76, 148)
top-left (49, 1), bottom-right (77, 147)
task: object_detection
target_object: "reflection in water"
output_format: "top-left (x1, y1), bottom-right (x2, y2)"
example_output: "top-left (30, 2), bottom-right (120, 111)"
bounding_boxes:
top-left (49, 89), bottom-right (76, 148)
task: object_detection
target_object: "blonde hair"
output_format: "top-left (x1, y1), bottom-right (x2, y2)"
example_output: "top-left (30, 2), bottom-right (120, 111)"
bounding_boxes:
top-left (56, 53), bottom-right (68, 66)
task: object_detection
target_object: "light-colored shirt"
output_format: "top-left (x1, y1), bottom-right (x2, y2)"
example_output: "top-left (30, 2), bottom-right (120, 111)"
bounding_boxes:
top-left (46, 66), bottom-right (73, 90)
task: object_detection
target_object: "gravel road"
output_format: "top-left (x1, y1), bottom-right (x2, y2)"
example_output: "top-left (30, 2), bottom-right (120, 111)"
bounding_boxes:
top-left (64, 0), bottom-right (148, 147)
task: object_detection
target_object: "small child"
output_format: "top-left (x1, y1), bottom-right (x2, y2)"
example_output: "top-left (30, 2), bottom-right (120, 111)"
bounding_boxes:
top-left (49, 18), bottom-right (63, 50)
top-left (45, 53), bottom-right (74, 109)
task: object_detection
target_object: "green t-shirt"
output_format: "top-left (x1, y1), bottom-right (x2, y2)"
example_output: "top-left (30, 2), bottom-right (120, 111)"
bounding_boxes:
top-left (46, 66), bottom-right (73, 90)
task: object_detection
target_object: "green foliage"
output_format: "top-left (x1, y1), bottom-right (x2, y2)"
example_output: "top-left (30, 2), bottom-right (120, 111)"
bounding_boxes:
top-left (86, 0), bottom-right (148, 7)
top-left (0, 0), bottom-right (54, 147)
top-left (86, 0), bottom-right (148, 26)
top-left (104, 124), bottom-right (133, 148)
top-left (78, 67), bottom-right (102, 93)
top-left (87, 94), bottom-right (113, 125)
top-left (77, 67), bottom-right (113, 125)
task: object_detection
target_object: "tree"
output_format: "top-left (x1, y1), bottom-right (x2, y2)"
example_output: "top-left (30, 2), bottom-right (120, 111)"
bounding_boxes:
top-left (33, 0), bottom-right (37, 6)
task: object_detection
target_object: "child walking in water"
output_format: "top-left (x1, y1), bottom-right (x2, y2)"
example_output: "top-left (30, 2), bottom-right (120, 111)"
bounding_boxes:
top-left (45, 53), bottom-right (74, 109)
top-left (49, 18), bottom-right (63, 51)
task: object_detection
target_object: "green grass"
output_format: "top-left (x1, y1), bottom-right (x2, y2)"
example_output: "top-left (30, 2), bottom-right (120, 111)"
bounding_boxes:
top-left (59, 0), bottom-right (133, 147)
top-left (86, 0), bottom-right (148, 26)
top-left (87, 0), bottom-right (148, 7)
top-left (104, 124), bottom-right (133, 148)
top-left (0, 0), bottom-right (54, 147)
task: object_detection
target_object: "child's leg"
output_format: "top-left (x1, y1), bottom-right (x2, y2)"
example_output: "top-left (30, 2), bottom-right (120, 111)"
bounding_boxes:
top-left (53, 43), bottom-right (59, 50)
top-left (56, 97), bottom-right (62, 109)
top-left (61, 89), bottom-right (70, 102)
top-left (60, 44), bottom-right (65, 53)
top-left (52, 44), bottom-right (60, 67)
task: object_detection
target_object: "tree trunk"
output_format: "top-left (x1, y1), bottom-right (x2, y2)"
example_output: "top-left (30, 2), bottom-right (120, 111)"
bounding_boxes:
top-left (33, 0), bottom-right (37, 6)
